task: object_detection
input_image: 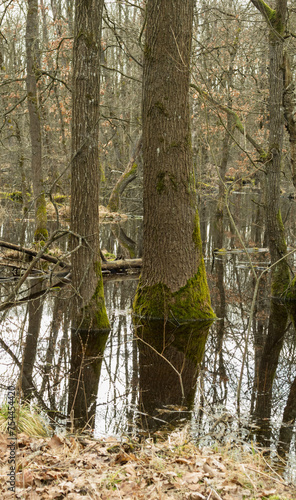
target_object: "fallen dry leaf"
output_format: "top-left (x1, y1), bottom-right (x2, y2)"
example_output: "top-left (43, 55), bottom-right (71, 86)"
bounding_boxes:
top-left (262, 489), bottom-right (277, 496)
top-left (185, 493), bottom-right (206, 500)
top-left (175, 457), bottom-right (192, 465)
top-left (202, 462), bottom-right (215, 477)
top-left (16, 433), bottom-right (31, 446)
top-left (15, 469), bottom-right (34, 487)
top-left (47, 434), bottom-right (64, 449)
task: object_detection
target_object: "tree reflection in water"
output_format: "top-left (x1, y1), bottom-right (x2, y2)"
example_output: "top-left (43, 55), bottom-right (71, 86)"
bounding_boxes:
top-left (134, 320), bottom-right (213, 436)
top-left (0, 193), bottom-right (295, 480)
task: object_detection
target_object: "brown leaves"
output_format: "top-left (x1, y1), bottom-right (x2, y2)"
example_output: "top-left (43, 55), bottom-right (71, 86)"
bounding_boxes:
top-left (47, 434), bottom-right (64, 449)
top-left (0, 431), bottom-right (295, 499)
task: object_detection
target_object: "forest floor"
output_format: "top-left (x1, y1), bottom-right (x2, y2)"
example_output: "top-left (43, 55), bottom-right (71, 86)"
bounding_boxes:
top-left (0, 429), bottom-right (295, 499)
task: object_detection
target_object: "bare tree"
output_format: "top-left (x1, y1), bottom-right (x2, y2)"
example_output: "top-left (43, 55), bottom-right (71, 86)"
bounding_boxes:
top-left (70, 0), bottom-right (109, 330)
top-left (133, 0), bottom-right (214, 321)
top-left (26, 0), bottom-right (48, 240)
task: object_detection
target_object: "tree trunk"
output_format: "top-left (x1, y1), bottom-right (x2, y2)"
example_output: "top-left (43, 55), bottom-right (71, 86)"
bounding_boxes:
top-left (283, 52), bottom-right (296, 190)
top-left (107, 135), bottom-right (142, 213)
top-left (133, 0), bottom-right (214, 322)
top-left (20, 279), bottom-right (44, 400)
top-left (70, 0), bottom-right (109, 330)
top-left (68, 328), bottom-right (109, 430)
top-left (250, 0), bottom-right (290, 445)
top-left (26, 0), bottom-right (48, 241)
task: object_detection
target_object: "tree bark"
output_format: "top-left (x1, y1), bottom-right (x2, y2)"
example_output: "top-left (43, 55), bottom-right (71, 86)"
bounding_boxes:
top-left (133, 0), bottom-right (214, 322)
top-left (26, 0), bottom-right (48, 241)
top-left (283, 52), bottom-right (296, 190)
top-left (250, 0), bottom-right (290, 445)
top-left (20, 279), bottom-right (44, 400)
top-left (70, 0), bottom-right (109, 330)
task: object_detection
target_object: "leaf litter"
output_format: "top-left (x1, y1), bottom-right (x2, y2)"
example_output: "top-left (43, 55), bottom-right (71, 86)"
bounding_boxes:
top-left (0, 429), bottom-right (295, 499)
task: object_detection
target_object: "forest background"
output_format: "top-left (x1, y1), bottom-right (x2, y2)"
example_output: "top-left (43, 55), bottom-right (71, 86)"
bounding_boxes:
top-left (0, 0), bottom-right (294, 220)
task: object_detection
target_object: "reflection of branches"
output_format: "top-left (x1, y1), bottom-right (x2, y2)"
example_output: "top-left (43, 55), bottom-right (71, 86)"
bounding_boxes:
top-left (0, 230), bottom-right (70, 311)
top-left (205, 120), bottom-right (296, 418)
top-left (0, 332), bottom-right (64, 419)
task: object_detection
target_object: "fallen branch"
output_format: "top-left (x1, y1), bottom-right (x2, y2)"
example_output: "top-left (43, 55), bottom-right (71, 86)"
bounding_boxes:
top-left (0, 258), bottom-right (142, 277)
top-left (101, 258), bottom-right (142, 272)
top-left (0, 238), bottom-right (69, 268)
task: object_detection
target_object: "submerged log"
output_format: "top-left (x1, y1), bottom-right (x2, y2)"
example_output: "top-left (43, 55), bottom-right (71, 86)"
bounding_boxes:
top-left (101, 258), bottom-right (142, 272)
top-left (0, 257), bottom-right (142, 278)
top-left (0, 239), bottom-right (68, 267)
top-left (0, 237), bottom-right (142, 286)
top-left (0, 239), bottom-right (142, 272)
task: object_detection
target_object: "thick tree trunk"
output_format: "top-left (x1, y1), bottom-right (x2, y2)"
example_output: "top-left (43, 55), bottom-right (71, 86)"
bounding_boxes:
top-left (250, 0), bottom-right (290, 445)
top-left (283, 52), bottom-right (296, 190)
top-left (136, 321), bottom-right (212, 433)
top-left (70, 0), bottom-right (109, 330)
top-left (26, 0), bottom-right (48, 241)
top-left (133, 0), bottom-right (214, 322)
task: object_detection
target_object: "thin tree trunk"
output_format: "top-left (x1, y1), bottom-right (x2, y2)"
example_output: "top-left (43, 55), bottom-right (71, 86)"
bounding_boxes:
top-left (26, 0), bottom-right (48, 241)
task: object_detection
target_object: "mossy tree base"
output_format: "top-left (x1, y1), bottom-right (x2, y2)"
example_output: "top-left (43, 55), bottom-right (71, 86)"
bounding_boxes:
top-left (133, 260), bottom-right (215, 322)
top-left (73, 270), bottom-right (110, 331)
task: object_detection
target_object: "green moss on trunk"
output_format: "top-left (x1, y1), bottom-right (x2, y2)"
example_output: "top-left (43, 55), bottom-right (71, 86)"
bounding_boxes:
top-left (271, 210), bottom-right (290, 297)
top-left (76, 262), bottom-right (110, 330)
top-left (133, 260), bottom-right (215, 322)
top-left (134, 208), bottom-right (214, 321)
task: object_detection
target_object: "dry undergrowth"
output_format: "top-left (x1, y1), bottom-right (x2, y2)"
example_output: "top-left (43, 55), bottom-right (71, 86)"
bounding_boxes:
top-left (46, 202), bottom-right (128, 222)
top-left (0, 428), bottom-right (295, 499)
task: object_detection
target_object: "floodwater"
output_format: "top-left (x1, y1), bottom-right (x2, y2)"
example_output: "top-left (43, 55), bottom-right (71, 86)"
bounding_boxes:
top-left (0, 190), bottom-right (296, 481)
